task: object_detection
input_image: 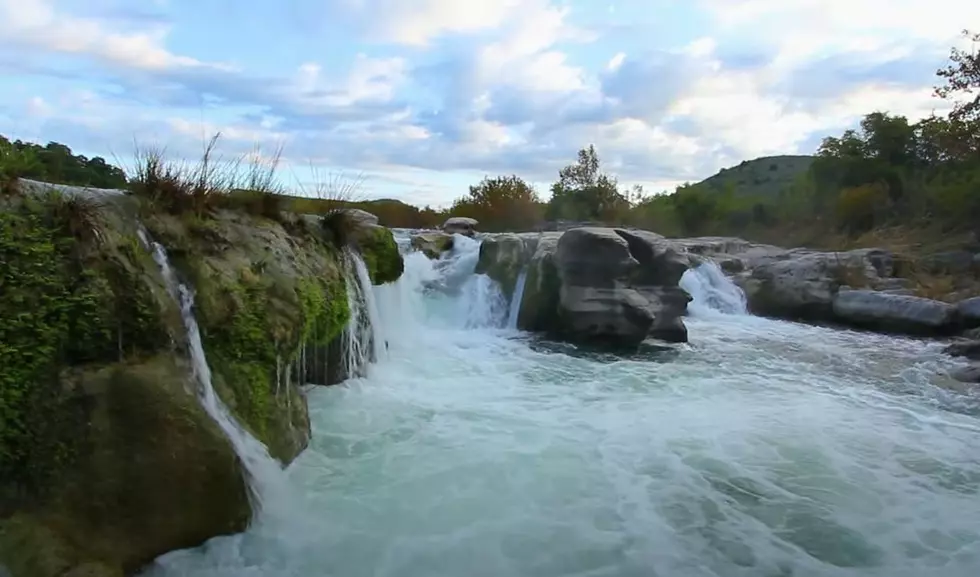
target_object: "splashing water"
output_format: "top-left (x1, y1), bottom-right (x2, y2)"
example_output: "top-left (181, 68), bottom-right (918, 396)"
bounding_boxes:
top-left (148, 241), bottom-right (283, 506)
top-left (681, 260), bottom-right (748, 316)
top-left (341, 247), bottom-right (384, 378)
top-left (507, 266), bottom-right (529, 329)
top-left (144, 232), bottom-right (980, 577)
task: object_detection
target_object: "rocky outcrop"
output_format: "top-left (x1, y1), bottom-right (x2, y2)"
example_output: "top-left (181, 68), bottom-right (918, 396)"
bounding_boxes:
top-left (481, 228), bottom-right (692, 348)
top-left (0, 183), bottom-right (404, 576)
top-left (410, 231), bottom-right (454, 260)
top-left (443, 217), bottom-right (477, 237)
top-left (832, 289), bottom-right (956, 335)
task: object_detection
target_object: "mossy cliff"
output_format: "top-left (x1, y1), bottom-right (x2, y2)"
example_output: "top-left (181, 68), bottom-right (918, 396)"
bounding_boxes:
top-left (0, 186), bottom-right (404, 577)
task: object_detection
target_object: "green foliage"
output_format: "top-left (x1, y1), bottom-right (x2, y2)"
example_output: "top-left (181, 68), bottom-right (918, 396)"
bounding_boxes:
top-left (935, 29), bottom-right (980, 123)
top-left (0, 195), bottom-right (167, 487)
top-left (696, 155), bottom-right (815, 199)
top-left (0, 134), bottom-right (127, 190)
top-left (546, 145), bottom-right (628, 223)
top-left (449, 175), bottom-right (543, 232)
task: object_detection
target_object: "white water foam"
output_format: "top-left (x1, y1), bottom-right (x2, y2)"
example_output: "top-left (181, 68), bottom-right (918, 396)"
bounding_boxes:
top-left (680, 259), bottom-right (748, 316)
top-left (144, 232), bottom-right (980, 577)
top-left (148, 241), bottom-right (283, 507)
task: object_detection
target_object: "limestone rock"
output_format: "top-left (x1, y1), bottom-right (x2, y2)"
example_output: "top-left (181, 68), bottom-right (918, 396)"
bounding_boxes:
top-left (831, 289), bottom-right (956, 335)
top-left (443, 217), bottom-right (478, 237)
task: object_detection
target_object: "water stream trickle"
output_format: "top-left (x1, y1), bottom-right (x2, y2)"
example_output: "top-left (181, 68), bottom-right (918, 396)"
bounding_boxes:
top-left (145, 233), bottom-right (980, 577)
top-left (506, 266), bottom-right (528, 330)
top-left (148, 241), bottom-right (283, 506)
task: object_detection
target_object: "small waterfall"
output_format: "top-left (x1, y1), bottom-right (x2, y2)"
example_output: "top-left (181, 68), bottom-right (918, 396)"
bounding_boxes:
top-left (148, 241), bottom-right (281, 506)
top-left (341, 247), bottom-right (382, 378)
top-left (506, 266), bottom-right (528, 329)
top-left (679, 260), bottom-right (748, 316)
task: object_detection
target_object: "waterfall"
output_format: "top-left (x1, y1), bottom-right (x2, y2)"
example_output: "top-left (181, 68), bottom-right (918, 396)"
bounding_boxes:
top-left (679, 260), bottom-right (748, 316)
top-left (148, 241), bottom-right (281, 507)
top-left (341, 247), bottom-right (383, 378)
top-left (506, 266), bottom-right (528, 329)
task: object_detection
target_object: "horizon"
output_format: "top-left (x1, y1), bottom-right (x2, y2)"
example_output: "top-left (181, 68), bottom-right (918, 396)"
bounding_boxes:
top-left (1, 0), bottom-right (975, 208)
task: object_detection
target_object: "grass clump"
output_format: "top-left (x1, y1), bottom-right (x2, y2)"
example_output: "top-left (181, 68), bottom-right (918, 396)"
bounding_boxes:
top-left (129, 134), bottom-right (288, 222)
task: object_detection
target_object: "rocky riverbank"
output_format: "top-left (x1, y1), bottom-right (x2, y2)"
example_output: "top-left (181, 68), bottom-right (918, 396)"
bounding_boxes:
top-left (413, 227), bottom-right (980, 378)
top-left (0, 180), bottom-right (403, 577)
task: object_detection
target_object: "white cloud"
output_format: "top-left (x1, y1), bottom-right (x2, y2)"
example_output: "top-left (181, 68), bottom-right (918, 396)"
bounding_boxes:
top-left (0, 0), bottom-right (219, 71)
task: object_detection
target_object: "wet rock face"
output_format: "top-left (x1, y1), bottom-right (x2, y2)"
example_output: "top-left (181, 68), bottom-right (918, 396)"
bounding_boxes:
top-left (1, 183), bottom-right (406, 577)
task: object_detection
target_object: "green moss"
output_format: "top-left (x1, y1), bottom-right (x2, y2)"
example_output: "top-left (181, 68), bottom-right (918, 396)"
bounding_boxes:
top-left (357, 225), bottom-right (404, 284)
top-left (195, 258), bottom-right (348, 457)
top-left (0, 197), bottom-right (169, 488)
top-left (298, 276), bottom-right (350, 346)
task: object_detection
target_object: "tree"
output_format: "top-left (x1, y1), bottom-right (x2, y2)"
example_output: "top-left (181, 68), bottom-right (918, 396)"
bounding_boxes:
top-left (546, 145), bottom-right (628, 222)
top-left (450, 175), bottom-right (542, 232)
top-left (935, 29), bottom-right (980, 122)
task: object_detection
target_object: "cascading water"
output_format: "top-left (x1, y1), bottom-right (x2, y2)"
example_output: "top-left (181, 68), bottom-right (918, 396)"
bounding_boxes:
top-left (680, 259), bottom-right (748, 316)
top-left (506, 266), bottom-right (528, 329)
top-left (145, 231), bottom-right (980, 577)
top-left (147, 240), bottom-right (282, 504)
top-left (340, 247), bottom-right (384, 378)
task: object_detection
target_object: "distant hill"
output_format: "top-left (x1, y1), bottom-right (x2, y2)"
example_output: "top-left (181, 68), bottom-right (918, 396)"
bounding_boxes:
top-left (696, 155), bottom-right (814, 198)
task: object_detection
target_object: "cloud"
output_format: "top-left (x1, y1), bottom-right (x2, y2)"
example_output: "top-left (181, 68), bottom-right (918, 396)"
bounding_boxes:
top-left (0, 0), bottom-right (972, 203)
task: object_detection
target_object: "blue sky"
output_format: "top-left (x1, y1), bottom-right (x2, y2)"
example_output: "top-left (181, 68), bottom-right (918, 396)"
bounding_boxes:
top-left (0, 0), bottom-right (974, 207)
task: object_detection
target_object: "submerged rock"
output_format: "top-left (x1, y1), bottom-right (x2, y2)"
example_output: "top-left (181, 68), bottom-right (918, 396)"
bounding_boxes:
top-left (443, 216), bottom-right (478, 237)
top-left (944, 340), bottom-right (980, 360)
top-left (950, 364), bottom-right (980, 384)
top-left (410, 231), bottom-right (454, 260)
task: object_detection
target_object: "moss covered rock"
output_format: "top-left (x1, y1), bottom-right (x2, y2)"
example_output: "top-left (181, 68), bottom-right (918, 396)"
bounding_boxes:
top-left (356, 224), bottom-right (404, 284)
top-left (142, 209), bottom-right (354, 461)
top-left (0, 193), bottom-right (249, 577)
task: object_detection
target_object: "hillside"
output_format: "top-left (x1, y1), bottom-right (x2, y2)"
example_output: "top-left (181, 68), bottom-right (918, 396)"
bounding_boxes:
top-left (696, 155), bottom-right (814, 198)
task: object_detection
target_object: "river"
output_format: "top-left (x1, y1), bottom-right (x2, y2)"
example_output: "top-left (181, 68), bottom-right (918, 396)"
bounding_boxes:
top-left (144, 233), bottom-right (980, 577)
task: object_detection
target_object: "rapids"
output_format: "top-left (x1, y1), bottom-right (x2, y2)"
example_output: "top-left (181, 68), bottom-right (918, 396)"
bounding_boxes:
top-left (143, 233), bottom-right (980, 577)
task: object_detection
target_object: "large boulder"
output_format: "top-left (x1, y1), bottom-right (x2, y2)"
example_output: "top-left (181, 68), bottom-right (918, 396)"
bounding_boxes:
top-left (410, 231), bottom-right (454, 260)
top-left (831, 289), bottom-right (956, 335)
top-left (514, 228), bottom-right (691, 348)
top-left (443, 217), bottom-right (477, 237)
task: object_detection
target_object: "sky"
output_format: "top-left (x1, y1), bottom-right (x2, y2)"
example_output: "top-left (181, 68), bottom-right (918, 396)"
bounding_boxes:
top-left (0, 0), bottom-right (976, 207)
